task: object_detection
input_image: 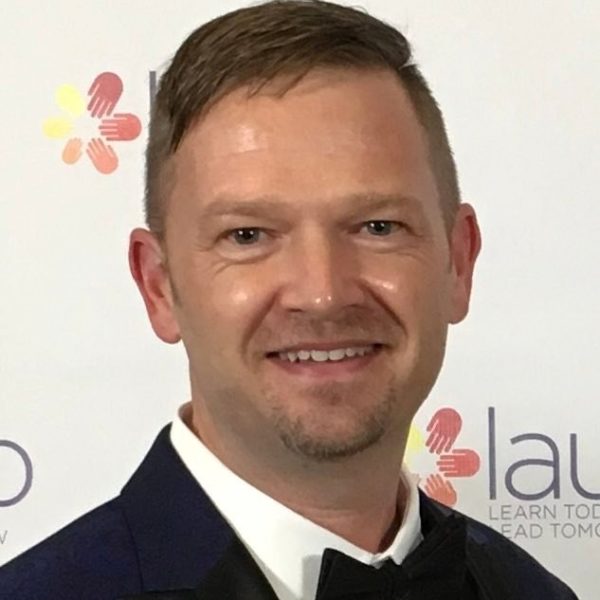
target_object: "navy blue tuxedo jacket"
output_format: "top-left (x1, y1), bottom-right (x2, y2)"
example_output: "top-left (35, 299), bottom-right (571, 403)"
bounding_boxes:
top-left (0, 426), bottom-right (578, 599)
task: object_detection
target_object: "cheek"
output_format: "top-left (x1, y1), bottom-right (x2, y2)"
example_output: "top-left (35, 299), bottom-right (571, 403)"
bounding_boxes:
top-left (174, 273), bottom-right (262, 392)
top-left (183, 268), bottom-right (267, 351)
top-left (367, 254), bottom-right (450, 315)
top-left (367, 260), bottom-right (452, 377)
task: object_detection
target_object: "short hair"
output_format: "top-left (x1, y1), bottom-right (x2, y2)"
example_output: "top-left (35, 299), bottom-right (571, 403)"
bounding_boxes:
top-left (146, 0), bottom-right (461, 240)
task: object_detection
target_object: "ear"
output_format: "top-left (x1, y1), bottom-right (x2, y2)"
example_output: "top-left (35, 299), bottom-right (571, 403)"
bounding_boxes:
top-left (128, 227), bottom-right (181, 343)
top-left (448, 203), bottom-right (482, 324)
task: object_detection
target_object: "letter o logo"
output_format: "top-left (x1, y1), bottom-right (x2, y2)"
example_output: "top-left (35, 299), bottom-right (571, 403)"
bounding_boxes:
top-left (0, 440), bottom-right (33, 507)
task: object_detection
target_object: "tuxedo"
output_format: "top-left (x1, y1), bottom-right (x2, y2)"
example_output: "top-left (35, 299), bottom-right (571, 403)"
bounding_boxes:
top-left (0, 425), bottom-right (578, 599)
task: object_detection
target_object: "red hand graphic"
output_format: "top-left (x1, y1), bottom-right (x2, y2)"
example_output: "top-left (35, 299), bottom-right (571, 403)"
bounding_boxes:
top-left (99, 113), bottom-right (141, 141)
top-left (437, 449), bottom-right (480, 477)
top-left (87, 72), bottom-right (123, 118)
top-left (425, 408), bottom-right (462, 454)
top-left (424, 474), bottom-right (457, 507)
top-left (86, 138), bottom-right (118, 174)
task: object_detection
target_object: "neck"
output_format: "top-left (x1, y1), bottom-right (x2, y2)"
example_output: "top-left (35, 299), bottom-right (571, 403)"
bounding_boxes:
top-left (280, 470), bottom-right (407, 553)
top-left (188, 403), bottom-right (409, 553)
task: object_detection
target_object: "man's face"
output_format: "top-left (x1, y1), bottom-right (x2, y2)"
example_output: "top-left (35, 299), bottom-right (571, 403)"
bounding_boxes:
top-left (133, 68), bottom-right (479, 463)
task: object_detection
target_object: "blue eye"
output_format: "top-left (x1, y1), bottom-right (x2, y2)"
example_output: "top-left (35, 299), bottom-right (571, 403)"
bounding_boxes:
top-left (363, 221), bottom-right (401, 236)
top-left (227, 228), bottom-right (263, 245)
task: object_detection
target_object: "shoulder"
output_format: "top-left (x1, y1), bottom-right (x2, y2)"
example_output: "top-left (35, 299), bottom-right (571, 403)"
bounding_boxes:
top-left (0, 497), bottom-right (141, 600)
top-left (436, 500), bottom-right (578, 599)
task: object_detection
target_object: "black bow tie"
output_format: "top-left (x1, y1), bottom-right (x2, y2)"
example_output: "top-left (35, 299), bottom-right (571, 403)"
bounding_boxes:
top-left (315, 513), bottom-right (467, 600)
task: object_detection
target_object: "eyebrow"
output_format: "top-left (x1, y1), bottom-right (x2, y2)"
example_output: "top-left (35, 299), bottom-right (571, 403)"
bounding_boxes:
top-left (200, 193), bottom-right (424, 220)
top-left (201, 197), bottom-right (290, 218)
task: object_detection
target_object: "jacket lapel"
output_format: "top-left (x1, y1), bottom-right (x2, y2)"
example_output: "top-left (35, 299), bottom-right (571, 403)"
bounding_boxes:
top-left (118, 426), bottom-right (276, 599)
top-left (194, 537), bottom-right (279, 600)
top-left (118, 538), bottom-right (277, 600)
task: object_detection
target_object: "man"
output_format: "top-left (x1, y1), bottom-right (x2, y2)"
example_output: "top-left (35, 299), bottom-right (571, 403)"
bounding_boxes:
top-left (0, 1), bottom-right (578, 599)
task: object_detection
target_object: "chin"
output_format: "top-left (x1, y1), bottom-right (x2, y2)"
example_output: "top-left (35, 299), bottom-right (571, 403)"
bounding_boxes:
top-left (273, 407), bottom-right (389, 462)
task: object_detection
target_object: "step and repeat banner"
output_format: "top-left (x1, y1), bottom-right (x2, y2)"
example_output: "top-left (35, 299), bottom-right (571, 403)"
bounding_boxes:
top-left (2, 1), bottom-right (598, 598)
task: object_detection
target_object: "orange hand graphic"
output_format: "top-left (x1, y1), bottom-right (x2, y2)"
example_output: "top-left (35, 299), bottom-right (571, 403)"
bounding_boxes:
top-left (86, 138), bottom-right (118, 174)
top-left (87, 72), bottom-right (123, 118)
top-left (424, 474), bottom-right (457, 507)
top-left (99, 113), bottom-right (141, 141)
top-left (437, 449), bottom-right (480, 477)
top-left (425, 408), bottom-right (462, 454)
top-left (62, 138), bottom-right (83, 164)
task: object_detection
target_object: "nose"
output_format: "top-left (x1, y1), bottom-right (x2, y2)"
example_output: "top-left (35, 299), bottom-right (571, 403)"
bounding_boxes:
top-left (277, 228), bottom-right (367, 316)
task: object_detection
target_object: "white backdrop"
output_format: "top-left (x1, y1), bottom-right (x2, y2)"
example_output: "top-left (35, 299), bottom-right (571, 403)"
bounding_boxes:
top-left (2, 2), bottom-right (598, 598)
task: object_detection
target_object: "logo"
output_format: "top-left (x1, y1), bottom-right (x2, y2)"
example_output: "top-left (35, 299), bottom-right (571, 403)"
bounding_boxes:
top-left (406, 407), bottom-right (481, 508)
top-left (43, 72), bottom-right (141, 174)
top-left (408, 407), bottom-right (600, 541)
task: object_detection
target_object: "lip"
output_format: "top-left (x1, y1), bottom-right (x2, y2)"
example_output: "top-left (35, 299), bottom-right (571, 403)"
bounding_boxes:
top-left (266, 344), bottom-right (383, 380)
top-left (267, 340), bottom-right (382, 354)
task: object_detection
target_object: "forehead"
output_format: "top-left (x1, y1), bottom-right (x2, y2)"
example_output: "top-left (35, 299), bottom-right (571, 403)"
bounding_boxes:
top-left (169, 68), bottom-right (439, 221)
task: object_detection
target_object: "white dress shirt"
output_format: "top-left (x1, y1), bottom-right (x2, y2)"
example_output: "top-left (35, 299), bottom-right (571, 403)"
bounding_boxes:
top-left (170, 403), bottom-right (423, 600)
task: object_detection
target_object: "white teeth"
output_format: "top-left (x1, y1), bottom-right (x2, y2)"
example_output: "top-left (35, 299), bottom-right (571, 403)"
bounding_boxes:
top-left (310, 350), bottom-right (333, 362)
top-left (319, 349), bottom-right (346, 361)
top-left (277, 345), bottom-right (376, 363)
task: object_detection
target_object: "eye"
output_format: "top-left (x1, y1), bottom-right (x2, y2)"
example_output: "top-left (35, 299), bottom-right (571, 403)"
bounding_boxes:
top-left (362, 221), bottom-right (404, 236)
top-left (224, 228), bottom-right (265, 245)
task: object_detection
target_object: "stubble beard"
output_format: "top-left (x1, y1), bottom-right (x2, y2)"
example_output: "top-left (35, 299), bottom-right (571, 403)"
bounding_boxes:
top-left (269, 380), bottom-right (399, 463)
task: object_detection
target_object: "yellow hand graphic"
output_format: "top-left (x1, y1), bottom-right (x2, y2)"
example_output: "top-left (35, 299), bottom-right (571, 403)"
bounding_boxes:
top-left (56, 84), bottom-right (85, 118)
top-left (403, 425), bottom-right (425, 470)
top-left (43, 116), bottom-right (72, 139)
top-left (406, 425), bottom-right (425, 453)
top-left (62, 138), bottom-right (82, 164)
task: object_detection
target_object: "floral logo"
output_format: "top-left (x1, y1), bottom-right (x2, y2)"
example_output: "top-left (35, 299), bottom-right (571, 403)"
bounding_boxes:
top-left (406, 407), bottom-right (481, 507)
top-left (42, 72), bottom-right (141, 174)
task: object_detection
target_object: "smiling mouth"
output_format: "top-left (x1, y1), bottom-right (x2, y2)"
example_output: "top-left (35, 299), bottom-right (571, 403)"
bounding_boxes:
top-left (265, 344), bottom-right (384, 379)
top-left (266, 343), bottom-right (382, 362)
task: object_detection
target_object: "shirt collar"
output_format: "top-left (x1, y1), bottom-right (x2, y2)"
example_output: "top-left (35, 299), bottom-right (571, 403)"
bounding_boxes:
top-left (170, 403), bottom-right (423, 600)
